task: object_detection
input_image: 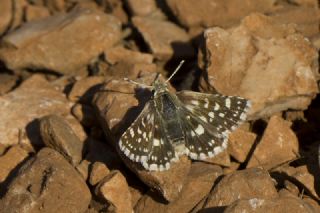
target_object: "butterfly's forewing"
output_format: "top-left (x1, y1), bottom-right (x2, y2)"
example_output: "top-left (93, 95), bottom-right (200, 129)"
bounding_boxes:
top-left (119, 101), bottom-right (177, 171)
top-left (119, 102), bottom-right (154, 163)
top-left (176, 91), bottom-right (251, 159)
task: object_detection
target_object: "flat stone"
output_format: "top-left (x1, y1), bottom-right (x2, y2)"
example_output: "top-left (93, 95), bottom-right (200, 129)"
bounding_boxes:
top-left (68, 76), bottom-right (105, 103)
top-left (132, 16), bottom-right (194, 60)
top-left (25, 4), bottom-right (50, 22)
top-left (0, 0), bottom-right (12, 35)
top-left (0, 75), bottom-right (79, 147)
top-left (0, 148), bottom-right (91, 213)
top-left (89, 161), bottom-right (110, 186)
top-left (205, 167), bottom-right (278, 207)
top-left (200, 13), bottom-right (319, 119)
top-left (166, 0), bottom-right (277, 28)
top-left (104, 46), bottom-right (154, 65)
top-left (126, 0), bottom-right (158, 16)
top-left (247, 116), bottom-right (299, 169)
top-left (0, 9), bottom-right (121, 75)
top-left (95, 170), bottom-right (133, 213)
top-left (0, 73), bottom-right (18, 95)
top-left (40, 114), bottom-right (85, 166)
top-left (224, 197), bottom-right (316, 213)
top-left (135, 163), bottom-right (222, 213)
top-left (269, 5), bottom-right (320, 37)
top-left (228, 128), bottom-right (257, 162)
top-left (0, 146), bottom-right (29, 183)
top-left (93, 74), bottom-right (191, 201)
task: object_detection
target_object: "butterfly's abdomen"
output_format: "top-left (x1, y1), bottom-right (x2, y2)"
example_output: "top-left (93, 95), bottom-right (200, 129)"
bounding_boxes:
top-left (157, 93), bottom-right (184, 143)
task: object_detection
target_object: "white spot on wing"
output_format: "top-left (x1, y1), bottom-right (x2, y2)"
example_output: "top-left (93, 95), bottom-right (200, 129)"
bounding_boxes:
top-left (153, 139), bottom-right (160, 146)
top-left (195, 125), bottom-right (204, 135)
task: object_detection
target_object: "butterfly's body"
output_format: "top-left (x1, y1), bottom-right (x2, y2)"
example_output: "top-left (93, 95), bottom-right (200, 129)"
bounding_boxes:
top-left (119, 66), bottom-right (251, 171)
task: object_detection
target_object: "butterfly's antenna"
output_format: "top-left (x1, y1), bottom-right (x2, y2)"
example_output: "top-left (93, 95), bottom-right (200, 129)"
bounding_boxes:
top-left (166, 60), bottom-right (185, 83)
top-left (124, 78), bottom-right (153, 89)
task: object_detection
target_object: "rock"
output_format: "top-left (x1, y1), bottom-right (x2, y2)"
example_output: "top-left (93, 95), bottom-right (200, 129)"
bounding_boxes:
top-left (72, 103), bottom-right (98, 127)
top-left (40, 114), bottom-right (85, 166)
top-left (224, 197), bottom-right (316, 213)
top-left (247, 116), bottom-right (299, 169)
top-left (126, 0), bottom-right (158, 16)
top-left (95, 170), bottom-right (133, 213)
top-left (89, 161), bottom-right (110, 186)
top-left (269, 5), bottom-right (320, 37)
top-left (228, 128), bottom-right (257, 163)
top-left (25, 4), bottom-right (50, 22)
top-left (202, 149), bottom-right (231, 167)
top-left (8, 0), bottom-right (27, 31)
top-left (200, 13), bottom-right (319, 119)
top-left (0, 75), bottom-right (75, 147)
top-left (204, 167), bottom-right (278, 208)
top-left (68, 76), bottom-right (105, 103)
top-left (0, 0), bottom-right (12, 35)
top-left (104, 46), bottom-right (154, 65)
top-left (106, 62), bottom-right (157, 80)
top-left (0, 8), bottom-right (121, 75)
top-left (280, 165), bottom-right (319, 199)
top-left (99, 0), bottom-right (128, 24)
top-left (0, 148), bottom-right (91, 213)
top-left (76, 159), bottom-right (91, 181)
top-left (0, 73), bottom-right (18, 95)
top-left (132, 16), bottom-right (194, 60)
top-left (166, 0), bottom-right (277, 28)
top-left (135, 163), bottom-right (222, 213)
top-left (0, 146), bottom-right (29, 183)
top-left (303, 197), bottom-right (320, 212)
top-left (93, 75), bottom-right (191, 201)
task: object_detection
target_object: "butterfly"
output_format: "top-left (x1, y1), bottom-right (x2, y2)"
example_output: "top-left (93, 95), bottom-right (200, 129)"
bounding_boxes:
top-left (119, 61), bottom-right (251, 171)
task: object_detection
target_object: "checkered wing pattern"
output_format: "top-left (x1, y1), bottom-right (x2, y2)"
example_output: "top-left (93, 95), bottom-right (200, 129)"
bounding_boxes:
top-left (119, 101), bottom-right (176, 171)
top-left (176, 91), bottom-right (251, 159)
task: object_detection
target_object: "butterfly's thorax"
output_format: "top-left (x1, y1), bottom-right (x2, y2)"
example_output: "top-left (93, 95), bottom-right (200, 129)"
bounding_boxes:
top-left (153, 84), bottom-right (184, 145)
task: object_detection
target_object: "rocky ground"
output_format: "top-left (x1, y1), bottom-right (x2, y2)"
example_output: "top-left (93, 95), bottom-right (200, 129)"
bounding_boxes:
top-left (0, 0), bottom-right (320, 212)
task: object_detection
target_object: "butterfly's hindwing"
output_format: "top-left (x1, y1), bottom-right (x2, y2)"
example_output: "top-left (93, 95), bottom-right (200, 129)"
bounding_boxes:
top-left (177, 91), bottom-right (251, 136)
top-left (119, 101), bottom-right (177, 171)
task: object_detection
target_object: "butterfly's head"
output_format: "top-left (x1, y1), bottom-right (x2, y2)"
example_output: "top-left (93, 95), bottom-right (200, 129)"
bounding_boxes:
top-left (152, 76), bottom-right (169, 96)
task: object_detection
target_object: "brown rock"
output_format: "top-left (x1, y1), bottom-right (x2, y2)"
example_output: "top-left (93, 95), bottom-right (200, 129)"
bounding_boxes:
top-left (40, 114), bottom-right (85, 166)
top-left (0, 146), bottom-right (29, 183)
top-left (0, 148), bottom-right (91, 213)
top-left (132, 16), bottom-right (194, 60)
top-left (89, 161), bottom-right (110, 186)
top-left (25, 4), bottom-right (50, 22)
top-left (0, 0), bottom-right (12, 35)
top-left (269, 5), bottom-right (320, 37)
top-left (279, 165), bottom-right (319, 199)
top-left (126, 0), bottom-right (158, 16)
top-left (205, 167), bottom-right (278, 208)
top-left (224, 197), bottom-right (315, 213)
top-left (228, 128), bottom-right (257, 162)
top-left (93, 75), bottom-right (191, 201)
top-left (68, 76), bottom-right (105, 103)
top-left (247, 116), bottom-right (299, 169)
top-left (76, 159), bottom-right (91, 181)
top-left (135, 163), bottom-right (222, 213)
top-left (106, 62), bottom-right (157, 80)
top-left (95, 170), bottom-right (133, 213)
top-left (202, 149), bottom-right (231, 167)
top-left (0, 75), bottom-right (74, 147)
top-left (104, 46), bottom-right (154, 65)
top-left (166, 0), bottom-right (277, 28)
top-left (200, 13), bottom-right (319, 119)
top-left (0, 9), bottom-right (121, 75)
top-left (0, 73), bottom-right (18, 95)
top-left (8, 0), bottom-right (27, 31)
top-left (303, 197), bottom-right (320, 212)
top-left (72, 103), bottom-right (98, 127)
